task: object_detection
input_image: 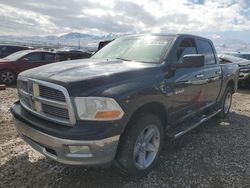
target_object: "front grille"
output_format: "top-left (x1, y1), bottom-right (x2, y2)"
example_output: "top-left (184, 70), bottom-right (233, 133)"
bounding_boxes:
top-left (39, 85), bottom-right (66, 102)
top-left (18, 78), bottom-right (75, 126)
top-left (42, 104), bottom-right (69, 119)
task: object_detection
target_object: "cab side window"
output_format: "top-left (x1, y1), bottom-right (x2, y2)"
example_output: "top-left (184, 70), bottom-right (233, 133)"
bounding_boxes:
top-left (177, 38), bottom-right (197, 62)
top-left (197, 39), bottom-right (216, 65)
top-left (25, 53), bottom-right (43, 63)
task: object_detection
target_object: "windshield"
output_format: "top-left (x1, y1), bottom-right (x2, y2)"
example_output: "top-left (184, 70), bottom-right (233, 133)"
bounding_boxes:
top-left (3, 50), bottom-right (30, 61)
top-left (92, 35), bottom-right (173, 63)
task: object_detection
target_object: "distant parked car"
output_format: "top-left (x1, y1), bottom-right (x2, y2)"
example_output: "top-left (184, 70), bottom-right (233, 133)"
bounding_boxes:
top-left (97, 40), bottom-right (114, 51)
top-left (0, 50), bottom-right (57, 84)
top-left (56, 49), bottom-right (92, 61)
top-left (0, 45), bottom-right (32, 58)
top-left (219, 54), bottom-right (250, 87)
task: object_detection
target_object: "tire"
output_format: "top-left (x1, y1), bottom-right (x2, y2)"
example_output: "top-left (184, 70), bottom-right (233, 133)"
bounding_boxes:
top-left (218, 87), bottom-right (233, 118)
top-left (238, 80), bottom-right (247, 89)
top-left (239, 80), bottom-right (250, 89)
top-left (116, 113), bottom-right (164, 177)
top-left (0, 70), bottom-right (16, 85)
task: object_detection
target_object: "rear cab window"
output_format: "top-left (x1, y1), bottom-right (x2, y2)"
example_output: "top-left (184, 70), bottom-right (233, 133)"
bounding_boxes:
top-left (196, 39), bottom-right (217, 65)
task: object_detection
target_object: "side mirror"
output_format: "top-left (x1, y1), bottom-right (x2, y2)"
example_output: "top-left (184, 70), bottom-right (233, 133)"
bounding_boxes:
top-left (173, 54), bottom-right (205, 69)
top-left (21, 58), bottom-right (29, 62)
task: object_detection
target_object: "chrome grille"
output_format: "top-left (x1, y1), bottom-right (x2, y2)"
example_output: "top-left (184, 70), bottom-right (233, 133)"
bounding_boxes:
top-left (42, 104), bottom-right (69, 119)
top-left (39, 85), bottom-right (66, 102)
top-left (18, 78), bottom-right (75, 126)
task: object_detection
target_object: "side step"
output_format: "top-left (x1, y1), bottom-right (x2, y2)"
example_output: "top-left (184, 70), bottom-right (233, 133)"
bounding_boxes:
top-left (166, 109), bottom-right (221, 139)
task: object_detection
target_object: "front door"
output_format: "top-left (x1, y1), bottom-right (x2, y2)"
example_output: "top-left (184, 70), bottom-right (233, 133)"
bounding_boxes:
top-left (170, 38), bottom-right (205, 121)
top-left (18, 52), bottom-right (45, 73)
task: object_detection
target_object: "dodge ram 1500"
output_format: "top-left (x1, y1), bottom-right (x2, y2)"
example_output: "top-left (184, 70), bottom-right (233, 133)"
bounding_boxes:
top-left (11, 34), bottom-right (239, 177)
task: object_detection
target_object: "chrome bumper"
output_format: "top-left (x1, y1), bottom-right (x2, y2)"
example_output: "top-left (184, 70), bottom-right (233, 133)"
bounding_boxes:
top-left (13, 117), bottom-right (120, 165)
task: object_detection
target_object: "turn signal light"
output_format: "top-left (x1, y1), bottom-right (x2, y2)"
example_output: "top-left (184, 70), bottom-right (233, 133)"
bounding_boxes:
top-left (95, 111), bottom-right (122, 119)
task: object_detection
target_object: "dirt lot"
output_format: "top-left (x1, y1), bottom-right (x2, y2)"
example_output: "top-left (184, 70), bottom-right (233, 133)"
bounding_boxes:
top-left (1, 87), bottom-right (250, 188)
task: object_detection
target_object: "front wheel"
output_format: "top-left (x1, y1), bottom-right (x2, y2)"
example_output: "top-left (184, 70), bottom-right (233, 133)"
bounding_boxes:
top-left (0, 70), bottom-right (16, 85)
top-left (116, 113), bottom-right (164, 177)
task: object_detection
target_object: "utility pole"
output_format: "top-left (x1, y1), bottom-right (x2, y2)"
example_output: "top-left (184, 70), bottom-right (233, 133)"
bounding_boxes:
top-left (78, 39), bottom-right (80, 49)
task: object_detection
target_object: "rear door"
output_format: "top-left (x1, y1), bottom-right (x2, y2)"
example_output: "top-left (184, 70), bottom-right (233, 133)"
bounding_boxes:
top-left (196, 39), bottom-right (222, 105)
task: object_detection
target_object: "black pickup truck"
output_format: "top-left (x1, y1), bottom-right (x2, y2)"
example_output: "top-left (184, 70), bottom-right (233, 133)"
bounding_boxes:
top-left (11, 34), bottom-right (239, 177)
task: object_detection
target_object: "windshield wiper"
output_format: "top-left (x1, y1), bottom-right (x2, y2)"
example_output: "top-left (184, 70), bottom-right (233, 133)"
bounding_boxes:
top-left (116, 57), bottom-right (157, 64)
top-left (116, 57), bottom-right (132, 62)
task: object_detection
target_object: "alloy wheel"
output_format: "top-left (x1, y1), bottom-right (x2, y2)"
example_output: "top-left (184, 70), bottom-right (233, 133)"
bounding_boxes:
top-left (133, 124), bottom-right (160, 170)
top-left (1, 71), bottom-right (15, 84)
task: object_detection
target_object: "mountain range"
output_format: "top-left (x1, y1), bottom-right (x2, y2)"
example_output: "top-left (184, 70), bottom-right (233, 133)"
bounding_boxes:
top-left (0, 32), bottom-right (249, 53)
top-left (0, 32), bottom-right (118, 51)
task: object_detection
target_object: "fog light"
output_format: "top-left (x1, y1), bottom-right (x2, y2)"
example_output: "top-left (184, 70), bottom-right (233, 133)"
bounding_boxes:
top-left (68, 146), bottom-right (92, 157)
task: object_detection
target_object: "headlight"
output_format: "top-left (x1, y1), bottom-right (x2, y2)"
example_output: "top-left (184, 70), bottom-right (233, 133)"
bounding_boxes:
top-left (74, 97), bottom-right (124, 121)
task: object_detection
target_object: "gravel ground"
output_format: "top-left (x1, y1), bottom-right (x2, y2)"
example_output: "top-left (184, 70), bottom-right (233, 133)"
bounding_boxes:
top-left (1, 87), bottom-right (250, 188)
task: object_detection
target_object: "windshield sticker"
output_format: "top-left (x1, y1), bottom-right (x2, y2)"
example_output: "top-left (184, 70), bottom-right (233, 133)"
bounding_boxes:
top-left (144, 41), bottom-right (168, 46)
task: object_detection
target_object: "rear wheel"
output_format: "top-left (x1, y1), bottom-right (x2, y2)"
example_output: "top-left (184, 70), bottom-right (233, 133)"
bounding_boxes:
top-left (219, 87), bottom-right (233, 118)
top-left (116, 113), bottom-right (164, 177)
top-left (0, 70), bottom-right (16, 84)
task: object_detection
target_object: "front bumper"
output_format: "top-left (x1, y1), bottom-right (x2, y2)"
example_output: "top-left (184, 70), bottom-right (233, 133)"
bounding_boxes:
top-left (12, 114), bottom-right (120, 166)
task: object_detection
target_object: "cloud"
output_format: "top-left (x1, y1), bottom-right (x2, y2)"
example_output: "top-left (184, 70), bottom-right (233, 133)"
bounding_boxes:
top-left (0, 4), bottom-right (58, 35)
top-left (114, 1), bottom-right (156, 26)
top-left (187, 0), bottom-right (206, 5)
top-left (0, 0), bottom-right (249, 36)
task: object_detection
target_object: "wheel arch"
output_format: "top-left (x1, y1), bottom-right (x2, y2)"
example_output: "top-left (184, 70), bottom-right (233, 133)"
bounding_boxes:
top-left (121, 101), bottom-right (168, 137)
top-left (226, 79), bottom-right (235, 93)
top-left (0, 68), bottom-right (17, 75)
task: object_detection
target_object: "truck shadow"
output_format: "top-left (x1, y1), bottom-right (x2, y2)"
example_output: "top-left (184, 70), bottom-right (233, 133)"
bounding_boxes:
top-left (1, 111), bottom-right (250, 187)
top-left (5, 84), bottom-right (17, 89)
top-left (237, 89), bottom-right (250, 94)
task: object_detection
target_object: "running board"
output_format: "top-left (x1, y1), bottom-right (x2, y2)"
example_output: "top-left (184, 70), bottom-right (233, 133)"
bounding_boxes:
top-left (167, 109), bottom-right (221, 139)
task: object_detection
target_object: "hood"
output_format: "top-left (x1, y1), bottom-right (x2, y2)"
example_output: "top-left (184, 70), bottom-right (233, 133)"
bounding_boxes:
top-left (0, 59), bottom-right (11, 64)
top-left (19, 58), bottom-right (158, 83)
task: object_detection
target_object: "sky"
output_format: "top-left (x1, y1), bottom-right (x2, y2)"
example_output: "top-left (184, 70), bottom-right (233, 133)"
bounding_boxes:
top-left (0, 0), bottom-right (250, 41)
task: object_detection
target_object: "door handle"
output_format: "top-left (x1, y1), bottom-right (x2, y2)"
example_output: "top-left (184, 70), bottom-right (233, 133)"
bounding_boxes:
top-left (195, 74), bottom-right (204, 78)
top-left (215, 70), bottom-right (222, 75)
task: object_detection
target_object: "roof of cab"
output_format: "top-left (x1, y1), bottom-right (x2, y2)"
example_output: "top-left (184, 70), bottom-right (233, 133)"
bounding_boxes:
top-left (120, 33), bottom-right (212, 42)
